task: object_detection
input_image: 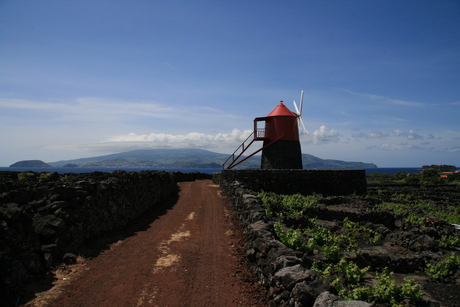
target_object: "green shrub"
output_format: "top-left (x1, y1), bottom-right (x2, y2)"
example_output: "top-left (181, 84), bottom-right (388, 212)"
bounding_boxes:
top-left (337, 269), bottom-right (423, 306)
top-left (343, 217), bottom-right (382, 244)
top-left (447, 172), bottom-right (460, 184)
top-left (394, 171), bottom-right (409, 181)
top-left (336, 257), bottom-right (369, 284)
top-left (17, 172), bottom-right (35, 180)
top-left (425, 253), bottom-right (460, 281)
top-left (257, 192), bottom-right (320, 218)
top-left (406, 212), bottom-right (425, 226)
top-left (421, 169), bottom-right (440, 184)
top-left (404, 174), bottom-right (421, 183)
top-left (274, 222), bottom-right (316, 253)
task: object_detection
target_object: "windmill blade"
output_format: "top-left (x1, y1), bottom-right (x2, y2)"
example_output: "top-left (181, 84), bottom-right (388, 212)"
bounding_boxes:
top-left (298, 116), bottom-right (308, 134)
top-left (299, 90), bottom-right (304, 116)
top-left (296, 90), bottom-right (307, 134)
top-left (293, 100), bottom-right (300, 115)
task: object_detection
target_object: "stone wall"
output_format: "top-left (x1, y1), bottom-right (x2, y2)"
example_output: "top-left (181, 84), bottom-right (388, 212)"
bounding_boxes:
top-left (214, 169), bottom-right (367, 196)
top-left (219, 179), bottom-right (370, 307)
top-left (0, 170), bottom-right (210, 306)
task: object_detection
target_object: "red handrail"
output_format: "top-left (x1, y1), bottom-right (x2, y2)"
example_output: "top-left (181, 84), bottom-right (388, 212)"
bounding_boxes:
top-left (222, 132), bottom-right (255, 169)
top-left (222, 135), bottom-right (284, 169)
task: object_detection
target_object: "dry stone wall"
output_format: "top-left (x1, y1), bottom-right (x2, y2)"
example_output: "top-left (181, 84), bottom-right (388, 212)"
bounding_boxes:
top-left (218, 177), bottom-right (370, 307)
top-left (0, 170), bottom-right (210, 306)
top-left (215, 169), bottom-right (367, 196)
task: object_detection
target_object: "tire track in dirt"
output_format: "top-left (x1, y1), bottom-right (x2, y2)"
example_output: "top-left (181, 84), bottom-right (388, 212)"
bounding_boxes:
top-left (26, 180), bottom-right (266, 307)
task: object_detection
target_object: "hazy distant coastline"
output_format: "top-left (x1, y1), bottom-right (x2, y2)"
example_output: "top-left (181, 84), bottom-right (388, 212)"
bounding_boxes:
top-left (7, 148), bottom-right (378, 170)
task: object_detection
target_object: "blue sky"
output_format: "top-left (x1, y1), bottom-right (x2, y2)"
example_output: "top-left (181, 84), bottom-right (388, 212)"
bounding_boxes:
top-left (1, 0), bottom-right (459, 167)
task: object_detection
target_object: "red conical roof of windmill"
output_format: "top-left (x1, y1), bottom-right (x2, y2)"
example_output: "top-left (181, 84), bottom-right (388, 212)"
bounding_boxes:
top-left (267, 102), bottom-right (297, 117)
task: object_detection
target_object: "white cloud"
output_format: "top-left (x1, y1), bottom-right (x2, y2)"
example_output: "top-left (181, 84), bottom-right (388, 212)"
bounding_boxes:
top-left (387, 99), bottom-right (424, 107)
top-left (0, 97), bottom-right (175, 123)
top-left (0, 96), bottom-right (249, 134)
top-left (351, 128), bottom-right (367, 139)
top-left (367, 143), bottom-right (424, 151)
top-left (0, 98), bottom-right (66, 110)
top-left (430, 146), bottom-right (460, 153)
top-left (363, 137), bottom-right (460, 153)
top-left (313, 125), bottom-right (339, 144)
top-left (407, 131), bottom-right (423, 140)
top-left (344, 90), bottom-right (424, 107)
top-left (393, 129), bottom-right (424, 140)
top-left (106, 129), bottom-right (253, 145)
top-left (369, 130), bottom-right (389, 138)
top-left (46, 129), bottom-right (256, 154)
top-left (75, 97), bottom-right (174, 118)
top-left (353, 132), bottom-right (367, 139)
top-left (393, 129), bottom-right (403, 137)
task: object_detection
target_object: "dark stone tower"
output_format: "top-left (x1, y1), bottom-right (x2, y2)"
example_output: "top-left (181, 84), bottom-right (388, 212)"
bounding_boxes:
top-left (261, 140), bottom-right (302, 169)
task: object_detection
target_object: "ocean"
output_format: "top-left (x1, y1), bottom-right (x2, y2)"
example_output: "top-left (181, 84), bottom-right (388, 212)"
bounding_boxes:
top-left (0, 167), bottom-right (430, 175)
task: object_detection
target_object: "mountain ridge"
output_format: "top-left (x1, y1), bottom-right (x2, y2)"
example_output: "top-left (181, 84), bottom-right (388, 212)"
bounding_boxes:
top-left (43, 148), bottom-right (377, 169)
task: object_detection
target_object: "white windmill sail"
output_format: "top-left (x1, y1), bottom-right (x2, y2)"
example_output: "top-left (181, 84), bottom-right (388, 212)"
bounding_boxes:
top-left (293, 90), bottom-right (308, 134)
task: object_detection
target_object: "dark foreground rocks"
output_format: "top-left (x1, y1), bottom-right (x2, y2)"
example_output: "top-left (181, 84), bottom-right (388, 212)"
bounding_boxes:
top-left (0, 170), bottom-right (210, 306)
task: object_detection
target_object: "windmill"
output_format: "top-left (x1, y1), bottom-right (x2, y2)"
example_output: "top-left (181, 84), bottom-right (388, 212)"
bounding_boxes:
top-left (222, 91), bottom-right (306, 170)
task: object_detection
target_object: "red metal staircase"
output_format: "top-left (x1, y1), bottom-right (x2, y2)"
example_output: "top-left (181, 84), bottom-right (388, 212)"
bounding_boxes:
top-left (222, 131), bottom-right (284, 169)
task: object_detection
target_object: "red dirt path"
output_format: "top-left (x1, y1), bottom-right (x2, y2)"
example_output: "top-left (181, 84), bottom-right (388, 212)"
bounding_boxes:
top-left (25, 180), bottom-right (266, 307)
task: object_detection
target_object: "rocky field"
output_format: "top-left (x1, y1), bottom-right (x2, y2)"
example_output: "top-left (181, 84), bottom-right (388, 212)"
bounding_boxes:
top-left (257, 182), bottom-right (460, 306)
top-left (0, 170), bottom-right (210, 306)
top-left (2, 170), bottom-right (459, 306)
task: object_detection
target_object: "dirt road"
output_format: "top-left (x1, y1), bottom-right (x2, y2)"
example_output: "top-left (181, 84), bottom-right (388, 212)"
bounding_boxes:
top-left (26, 180), bottom-right (266, 307)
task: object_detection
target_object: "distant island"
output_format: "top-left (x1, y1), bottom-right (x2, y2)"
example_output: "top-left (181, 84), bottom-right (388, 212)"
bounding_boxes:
top-left (9, 148), bottom-right (378, 169)
top-left (9, 160), bottom-right (52, 167)
top-left (421, 164), bottom-right (457, 172)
